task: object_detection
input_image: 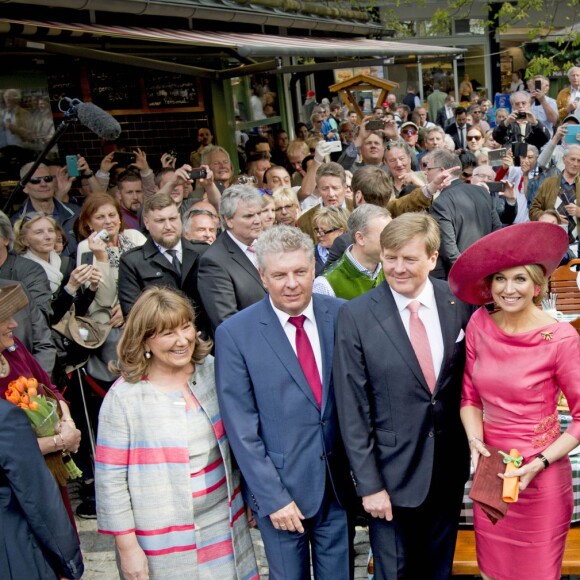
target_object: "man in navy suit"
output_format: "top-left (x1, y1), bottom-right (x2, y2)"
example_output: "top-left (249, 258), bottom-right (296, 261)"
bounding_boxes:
top-left (334, 213), bottom-right (472, 580)
top-left (215, 225), bottom-right (352, 579)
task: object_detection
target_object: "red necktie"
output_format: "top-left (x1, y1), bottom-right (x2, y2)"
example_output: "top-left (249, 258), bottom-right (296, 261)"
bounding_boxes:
top-left (288, 315), bottom-right (322, 407)
top-left (407, 301), bottom-right (436, 393)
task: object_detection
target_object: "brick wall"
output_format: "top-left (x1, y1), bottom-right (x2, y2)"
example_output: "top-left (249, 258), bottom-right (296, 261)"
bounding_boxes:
top-left (56, 111), bottom-right (209, 173)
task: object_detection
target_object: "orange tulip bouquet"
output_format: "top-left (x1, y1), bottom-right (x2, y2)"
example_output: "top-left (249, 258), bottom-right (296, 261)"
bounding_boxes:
top-left (5, 376), bottom-right (82, 485)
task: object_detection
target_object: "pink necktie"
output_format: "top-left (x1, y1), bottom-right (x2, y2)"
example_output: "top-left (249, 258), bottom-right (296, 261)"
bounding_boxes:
top-left (288, 315), bottom-right (322, 407)
top-left (407, 300), bottom-right (436, 393)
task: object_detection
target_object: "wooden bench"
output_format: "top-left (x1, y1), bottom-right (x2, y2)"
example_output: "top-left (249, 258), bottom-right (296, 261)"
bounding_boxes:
top-left (452, 527), bottom-right (580, 575)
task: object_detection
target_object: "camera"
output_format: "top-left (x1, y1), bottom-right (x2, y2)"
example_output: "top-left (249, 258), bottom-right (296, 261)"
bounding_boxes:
top-left (167, 150), bottom-right (178, 160)
top-left (94, 229), bottom-right (110, 242)
top-left (236, 175), bottom-right (258, 185)
top-left (188, 168), bottom-right (208, 180)
top-left (516, 111), bottom-right (527, 120)
top-left (113, 151), bottom-right (137, 166)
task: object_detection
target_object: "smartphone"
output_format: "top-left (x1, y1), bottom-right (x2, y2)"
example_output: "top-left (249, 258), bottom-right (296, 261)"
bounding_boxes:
top-left (80, 252), bottom-right (94, 266)
top-left (188, 168), bottom-right (207, 180)
top-left (366, 120), bottom-right (385, 131)
top-left (485, 182), bottom-right (505, 194)
top-left (564, 125), bottom-right (580, 144)
top-left (113, 151), bottom-right (137, 166)
top-left (65, 155), bottom-right (80, 177)
top-left (488, 148), bottom-right (506, 167)
top-left (534, 79), bottom-right (542, 91)
top-left (327, 140), bottom-right (343, 153)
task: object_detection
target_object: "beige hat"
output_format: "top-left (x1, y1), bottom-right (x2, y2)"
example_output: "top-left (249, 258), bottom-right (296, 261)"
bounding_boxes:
top-left (0, 284), bottom-right (29, 322)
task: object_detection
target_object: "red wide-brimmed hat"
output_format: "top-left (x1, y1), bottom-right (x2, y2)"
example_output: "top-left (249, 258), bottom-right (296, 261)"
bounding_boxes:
top-left (448, 222), bottom-right (569, 305)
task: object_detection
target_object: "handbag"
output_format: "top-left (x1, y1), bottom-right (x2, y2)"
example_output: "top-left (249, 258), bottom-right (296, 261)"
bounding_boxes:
top-left (52, 306), bottom-right (112, 372)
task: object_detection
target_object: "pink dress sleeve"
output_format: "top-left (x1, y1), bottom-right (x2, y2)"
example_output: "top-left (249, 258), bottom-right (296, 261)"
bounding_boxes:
top-left (555, 329), bottom-right (580, 441)
top-left (461, 311), bottom-right (483, 410)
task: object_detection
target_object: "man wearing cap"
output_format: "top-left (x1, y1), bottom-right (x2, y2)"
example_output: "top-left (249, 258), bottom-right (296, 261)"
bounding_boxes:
top-left (334, 212), bottom-right (473, 580)
top-left (400, 122), bottom-right (420, 155)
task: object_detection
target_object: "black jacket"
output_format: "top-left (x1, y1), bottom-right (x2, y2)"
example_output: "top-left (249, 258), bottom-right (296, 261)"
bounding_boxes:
top-left (492, 119), bottom-right (550, 150)
top-left (118, 237), bottom-right (210, 336)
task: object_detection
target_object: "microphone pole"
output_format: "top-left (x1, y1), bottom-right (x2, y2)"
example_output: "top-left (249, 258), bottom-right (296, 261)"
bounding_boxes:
top-left (3, 99), bottom-right (79, 214)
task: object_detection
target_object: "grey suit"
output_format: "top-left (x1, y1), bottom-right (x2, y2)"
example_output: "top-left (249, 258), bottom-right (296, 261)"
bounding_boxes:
top-left (198, 232), bottom-right (266, 333)
top-left (429, 179), bottom-right (502, 279)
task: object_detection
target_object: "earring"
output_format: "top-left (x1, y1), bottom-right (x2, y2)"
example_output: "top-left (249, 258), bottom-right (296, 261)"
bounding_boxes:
top-left (144, 351), bottom-right (151, 360)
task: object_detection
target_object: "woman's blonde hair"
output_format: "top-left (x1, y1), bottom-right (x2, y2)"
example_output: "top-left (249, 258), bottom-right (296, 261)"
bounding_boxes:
top-left (313, 206), bottom-right (349, 232)
top-left (13, 213), bottom-right (57, 254)
top-left (487, 263), bottom-right (548, 306)
top-left (110, 287), bottom-right (212, 383)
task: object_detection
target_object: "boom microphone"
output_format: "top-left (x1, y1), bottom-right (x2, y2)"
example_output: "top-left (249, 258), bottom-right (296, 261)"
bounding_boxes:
top-left (59, 98), bottom-right (122, 141)
top-left (76, 102), bottom-right (122, 141)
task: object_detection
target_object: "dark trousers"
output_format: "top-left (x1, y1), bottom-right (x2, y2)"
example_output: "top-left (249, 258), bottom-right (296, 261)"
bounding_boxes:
top-left (257, 483), bottom-right (350, 580)
top-left (369, 474), bottom-right (465, 580)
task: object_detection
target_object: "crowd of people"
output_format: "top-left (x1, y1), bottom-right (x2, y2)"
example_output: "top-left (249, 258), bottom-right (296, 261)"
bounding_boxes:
top-left (0, 65), bottom-right (579, 580)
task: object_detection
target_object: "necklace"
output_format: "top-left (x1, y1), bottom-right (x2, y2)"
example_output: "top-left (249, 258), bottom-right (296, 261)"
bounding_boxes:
top-left (0, 353), bottom-right (10, 378)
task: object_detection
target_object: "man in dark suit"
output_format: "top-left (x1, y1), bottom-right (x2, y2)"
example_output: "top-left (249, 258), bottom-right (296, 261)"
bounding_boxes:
top-left (118, 193), bottom-right (209, 335)
top-left (444, 106), bottom-right (471, 150)
top-left (197, 185), bottom-right (266, 332)
top-left (334, 213), bottom-right (472, 580)
top-left (436, 95), bottom-right (455, 128)
top-left (215, 226), bottom-right (352, 580)
top-left (426, 149), bottom-right (502, 279)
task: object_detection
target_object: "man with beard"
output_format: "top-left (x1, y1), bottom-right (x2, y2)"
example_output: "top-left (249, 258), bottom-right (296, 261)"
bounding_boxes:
top-left (190, 126), bottom-right (214, 168)
top-left (115, 172), bottom-right (143, 231)
top-left (118, 193), bottom-right (209, 334)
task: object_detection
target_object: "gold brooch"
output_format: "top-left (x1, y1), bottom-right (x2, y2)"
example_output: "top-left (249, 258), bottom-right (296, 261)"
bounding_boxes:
top-left (540, 331), bottom-right (553, 341)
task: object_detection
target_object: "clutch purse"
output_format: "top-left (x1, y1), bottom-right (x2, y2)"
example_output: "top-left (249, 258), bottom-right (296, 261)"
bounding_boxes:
top-left (469, 443), bottom-right (509, 524)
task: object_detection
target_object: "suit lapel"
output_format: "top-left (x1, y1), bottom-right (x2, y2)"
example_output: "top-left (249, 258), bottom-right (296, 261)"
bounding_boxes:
top-left (370, 284), bottom-right (431, 394)
top-left (313, 296), bottom-right (333, 413)
top-left (259, 298), bottom-right (320, 411)
top-left (181, 239), bottom-right (199, 281)
top-left (433, 280), bottom-right (459, 393)
top-left (223, 233), bottom-right (264, 286)
top-left (142, 238), bottom-right (176, 276)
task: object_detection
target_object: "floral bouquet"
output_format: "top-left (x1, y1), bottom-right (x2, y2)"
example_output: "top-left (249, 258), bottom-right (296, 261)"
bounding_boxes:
top-left (5, 376), bottom-right (82, 485)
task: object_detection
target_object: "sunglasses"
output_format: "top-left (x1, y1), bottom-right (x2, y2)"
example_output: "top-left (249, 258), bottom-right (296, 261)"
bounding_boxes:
top-left (467, 135), bottom-right (482, 141)
top-left (402, 129), bottom-right (418, 136)
top-left (28, 175), bottom-right (54, 184)
top-left (22, 211), bottom-right (49, 223)
top-left (314, 227), bottom-right (340, 236)
top-left (386, 141), bottom-right (405, 151)
top-left (258, 188), bottom-right (273, 196)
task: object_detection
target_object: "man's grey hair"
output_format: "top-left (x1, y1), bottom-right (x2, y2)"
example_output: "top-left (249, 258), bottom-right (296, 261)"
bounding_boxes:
top-left (220, 185), bottom-right (263, 225)
top-left (0, 211), bottom-right (14, 248)
top-left (526, 144), bottom-right (539, 157)
top-left (567, 66), bottom-right (580, 81)
top-left (348, 205), bottom-right (391, 237)
top-left (509, 91), bottom-right (530, 106)
top-left (20, 162), bottom-right (48, 179)
top-left (254, 225), bottom-right (314, 271)
top-left (563, 144), bottom-right (580, 158)
top-left (183, 208), bottom-right (216, 232)
top-left (200, 145), bottom-right (231, 166)
top-left (424, 149), bottom-right (461, 177)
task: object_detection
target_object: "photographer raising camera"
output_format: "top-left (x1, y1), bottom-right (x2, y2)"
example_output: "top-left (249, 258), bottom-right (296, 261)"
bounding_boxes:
top-left (492, 91), bottom-right (551, 151)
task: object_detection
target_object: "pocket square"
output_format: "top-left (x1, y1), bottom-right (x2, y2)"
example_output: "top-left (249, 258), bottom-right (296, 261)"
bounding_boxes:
top-left (455, 329), bottom-right (465, 342)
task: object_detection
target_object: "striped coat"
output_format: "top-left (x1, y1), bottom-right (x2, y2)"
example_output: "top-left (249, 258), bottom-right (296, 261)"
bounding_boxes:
top-left (95, 356), bottom-right (258, 580)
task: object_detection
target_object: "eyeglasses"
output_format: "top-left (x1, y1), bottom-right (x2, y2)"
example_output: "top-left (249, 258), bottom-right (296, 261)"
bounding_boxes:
top-left (236, 175), bottom-right (257, 185)
top-left (28, 175), bottom-right (54, 184)
top-left (401, 129), bottom-right (418, 136)
top-left (314, 227), bottom-right (340, 236)
top-left (467, 135), bottom-right (482, 141)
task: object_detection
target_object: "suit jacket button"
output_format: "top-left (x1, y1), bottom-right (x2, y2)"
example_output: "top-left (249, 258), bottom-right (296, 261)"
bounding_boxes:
top-left (320, 420), bottom-right (326, 426)
top-left (431, 400), bottom-right (437, 405)
top-left (320, 453), bottom-right (325, 460)
top-left (428, 431), bottom-right (434, 438)
top-left (156, 272), bottom-right (161, 276)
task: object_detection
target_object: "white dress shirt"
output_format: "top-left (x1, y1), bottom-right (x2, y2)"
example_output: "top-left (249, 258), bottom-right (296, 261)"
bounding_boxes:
top-left (270, 298), bottom-right (323, 384)
top-left (388, 280), bottom-right (444, 380)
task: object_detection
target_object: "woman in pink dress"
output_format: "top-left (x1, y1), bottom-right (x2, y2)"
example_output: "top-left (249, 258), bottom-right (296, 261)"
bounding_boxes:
top-left (448, 221), bottom-right (580, 580)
